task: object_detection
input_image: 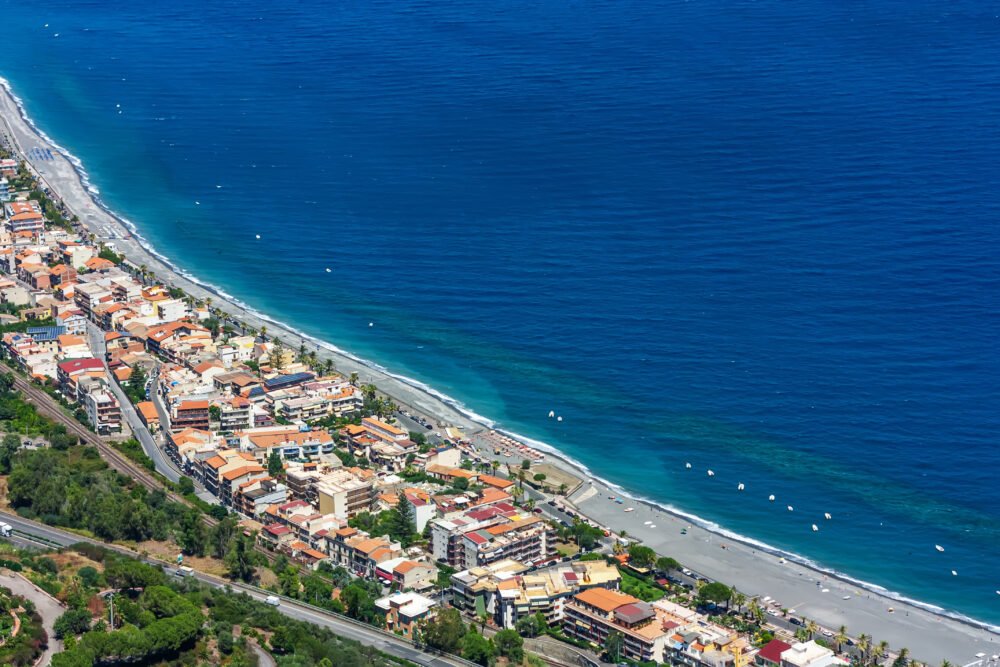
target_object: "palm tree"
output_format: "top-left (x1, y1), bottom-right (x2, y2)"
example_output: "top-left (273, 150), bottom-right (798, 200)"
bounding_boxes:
top-left (731, 590), bottom-right (747, 615)
top-left (558, 482), bottom-right (568, 496)
top-left (892, 648), bottom-right (910, 667)
top-left (835, 625), bottom-right (848, 654)
top-left (856, 635), bottom-right (871, 666)
top-left (876, 641), bottom-right (890, 665)
top-left (857, 633), bottom-right (872, 665)
top-left (941, 660), bottom-right (953, 667)
top-left (748, 600), bottom-right (765, 626)
top-left (805, 619), bottom-right (818, 640)
top-left (260, 325), bottom-right (267, 341)
top-left (349, 372), bottom-right (359, 386)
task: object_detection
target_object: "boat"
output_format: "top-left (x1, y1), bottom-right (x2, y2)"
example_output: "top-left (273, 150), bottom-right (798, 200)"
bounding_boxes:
top-left (824, 512), bottom-right (832, 520)
top-left (707, 470), bottom-right (715, 477)
top-left (787, 505), bottom-right (794, 512)
top-left (935, 544), bottom-right (945, 552)
top-left (624, 507), bottom-right (634, 513)
top-left (951, 570), bottom-right (958, 576)
top-left (737, 483), bottom-right (745, 491)
top-left (768, 494), bottom-right (775, 501)
top-left (685, 462), bottom-right (692, 469)
top-left (548, 410), bottom-right (555, 418)
top-left (811, 524), bottom-right (818, 532)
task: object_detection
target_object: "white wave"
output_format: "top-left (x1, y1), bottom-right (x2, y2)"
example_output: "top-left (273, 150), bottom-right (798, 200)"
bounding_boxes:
top-left (2, 74), bottom-right (997, 638)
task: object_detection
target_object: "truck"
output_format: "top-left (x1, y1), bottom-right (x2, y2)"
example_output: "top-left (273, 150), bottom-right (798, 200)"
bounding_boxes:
top-left (265, 595), bottom-right (280, 607)
top-left (0, 523), bottom-right (11, 538)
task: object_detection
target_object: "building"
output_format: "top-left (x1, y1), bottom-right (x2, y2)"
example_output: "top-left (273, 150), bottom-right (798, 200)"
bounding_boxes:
top-left (756, 640), bottom-right (792, 667)
top-left (461, 515), bottom-right (555, 570)
top-left (451, 559), bottom-right (620, 629)
top-left (779, 642), bottom-right (848, 667)
top-left (315, 468), bottom-right (376, 520)
top-left (563, 589), bottom-right (670, 664)
top-left (4, 201), bottom-right (45, 234)
top-left (78, 375), bottom-right (122, 434)
top-left (172, 399), bottom-right (210, 432)
top-left (56, 357), bottom-right (105, 402)
top-left (375, 592), bottom-right (437, 640)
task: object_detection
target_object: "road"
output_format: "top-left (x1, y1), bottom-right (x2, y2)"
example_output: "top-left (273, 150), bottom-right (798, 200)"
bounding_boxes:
top-left (0, 570), bottom-right (65, 666)
top-left (86, 324), bottom-right (182, 484)
top-left (0, 511), bottom-right (475, 667)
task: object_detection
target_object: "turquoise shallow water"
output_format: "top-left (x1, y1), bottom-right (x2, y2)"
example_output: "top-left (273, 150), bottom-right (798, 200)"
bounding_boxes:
top-left (2, 0), bottom-right (999, 626)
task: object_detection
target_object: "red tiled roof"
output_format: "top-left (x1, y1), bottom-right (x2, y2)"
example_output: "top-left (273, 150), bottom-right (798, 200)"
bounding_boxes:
top-left (758, 639), bottom-right (792, 664)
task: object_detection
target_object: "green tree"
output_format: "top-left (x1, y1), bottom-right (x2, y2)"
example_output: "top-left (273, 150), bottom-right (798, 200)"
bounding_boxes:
top-left (209, 515), bottom-right (238, 559)
top-left (0, 432), bottom-right (21, 474)
top-left (494, 628), bottom-right (524, 664)
top-left (124, 365), bottom-right (148, 404)
top-left (53, 608), bottom-right (92, 639)
top-left (628, 544), bottom-right (656, 569)
top-left (177, 476), bottom-right (195, 495)
top-left (268, 450), bottom-right (284, 477)
top-left (422, 608), bottom-right (466, 654)
top-left (462, 629), bottom-right (495, 666)
top-left (520, 459), bottom-right (531, 470)
top-left (177, 508), bottom-right (207, 556)
top-left (393, 495), bottom-right (416, 547)
top-left (224, 531), bottom-right (258, 582)
top-left (604, 631), bottom-right (624, 662)
top-left (655, 556), bottom-right (681, 574)
top-left (698, 582), bottom-right (733, 609)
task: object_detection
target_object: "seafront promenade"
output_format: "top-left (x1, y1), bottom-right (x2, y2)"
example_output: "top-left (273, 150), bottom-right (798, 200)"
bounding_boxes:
top-left (1, 82), bottom-right (998, 665)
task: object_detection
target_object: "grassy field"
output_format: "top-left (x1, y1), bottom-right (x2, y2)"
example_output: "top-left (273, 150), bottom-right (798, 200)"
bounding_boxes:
top-left (619, 568), bottom-right (665, 602)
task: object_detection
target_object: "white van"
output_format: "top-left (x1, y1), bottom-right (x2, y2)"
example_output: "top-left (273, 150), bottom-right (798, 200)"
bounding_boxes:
top-left (265, 595), bottom-right (280, 607)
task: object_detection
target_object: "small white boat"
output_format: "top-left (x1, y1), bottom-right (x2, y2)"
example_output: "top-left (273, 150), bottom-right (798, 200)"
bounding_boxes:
top-left (325, 268), bottom-right (331, 273)
top-left (737, 483), bottom-right (745, 491)
top-left (811, 524), bottom-right (818, 532)
top-left (824, 512), bottom-right (832, 520)
top-left (369, 322), bottom-right (374, 327)
top-left (195, 201), bottom-right (200, 205)
top-left (821, 588), bottom-right (829, 593)
top-left (935, 544), bottom-right (945, 552)
top-left (557, 416), bottom-right (563, 422)
top-left (548, 410), bottom-right (555, 418)
top-left (769, 494), bottom-right (775, 501)
top-left (624, 507), bottom-right (634, 513)
top-left (842, 595), bottom-right (851, 600)
top-left (787, 505), bottom-right (794, 512)
top-left (255, 234), bottom-right (261, 239)
top-left (649, 524), bottom-right (656, 528)
top-left (643, 520), bottom-right (652, 525)
top-left (685, 462), bottom-right (692, 469)
top-left (707, 470), bottom-right (715, 477)
top-left (951, 570), bottom-right (958, 576)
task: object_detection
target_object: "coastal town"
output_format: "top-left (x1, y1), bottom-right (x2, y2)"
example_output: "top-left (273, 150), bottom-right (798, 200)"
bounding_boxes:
top-left (0, 136), bottom-right (970, 667)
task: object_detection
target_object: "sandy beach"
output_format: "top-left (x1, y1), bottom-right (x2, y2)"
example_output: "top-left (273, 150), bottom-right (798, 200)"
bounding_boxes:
top-left (1, 82), bottom-right (997, 664)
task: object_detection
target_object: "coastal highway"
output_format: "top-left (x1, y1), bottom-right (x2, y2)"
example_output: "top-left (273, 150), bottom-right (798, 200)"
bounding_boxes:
top-left (0, 511), bottom-right (478, 667)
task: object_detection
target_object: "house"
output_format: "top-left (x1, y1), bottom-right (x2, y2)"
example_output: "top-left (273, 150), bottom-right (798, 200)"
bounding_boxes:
top-left (779, 642), bottom-right (848, 667)
top-left (375, 592), bottom-right (437, 639)
top-left (756, 640), bottom-right (793, 667)
top-left (172, 400), bottom-right (210, 432)
top-left (137, 401), bottom-right (160, 433)
top-left (56, 357), bottom-right (105, 402)
top-left (78, 375), bottom-right (122, 435)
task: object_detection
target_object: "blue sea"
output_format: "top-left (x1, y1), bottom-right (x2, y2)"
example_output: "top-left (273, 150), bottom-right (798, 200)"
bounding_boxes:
top-left (2, 0), bottom-right (998, 627)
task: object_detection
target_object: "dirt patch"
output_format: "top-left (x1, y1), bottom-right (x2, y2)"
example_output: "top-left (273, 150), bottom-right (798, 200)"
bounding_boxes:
top-left (257, 568), bottom-right (279, 590)
top-left (133, 540), bottom-right (228, 577)
top-left (528, 463), bottom-right (581, 494)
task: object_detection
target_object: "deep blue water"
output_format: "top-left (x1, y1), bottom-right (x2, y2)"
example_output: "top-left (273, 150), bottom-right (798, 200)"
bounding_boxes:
top-left (2, 0), bottom-right (998, 625)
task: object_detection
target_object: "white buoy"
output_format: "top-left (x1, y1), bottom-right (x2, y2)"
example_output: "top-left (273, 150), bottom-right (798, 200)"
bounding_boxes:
top-left (707, 470), bottom-right (715, 477)
top-left (737, 483), bottom-right (745, 491)
top-left (556, 416), bottom-right (563, 422)
top-left (255, 234), bottom-right (261, 239)
top-left (685, 462), bottom-right (692, 469)
top-left (368, 322), bottom-right (374, 327)
top-left (935, 545), bottom-right (945, 552)
top-left (812, 524), bottom-right (818, 532)
top-left (548, 410), bottom-right (555, 418)
top-left (951, 570), bottom-right (957, 576)
top-left (824, 513), bottom-right (832, 520)
top-left (787, 505), bottom-right (794, 512)
top-left (116, 103), bottom-right (120, 108)
top-left (769, 494), bottom-right (775, 501)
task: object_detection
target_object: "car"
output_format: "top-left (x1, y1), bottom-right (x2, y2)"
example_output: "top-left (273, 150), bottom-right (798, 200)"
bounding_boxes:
top-left (265, 595), bottom-right (280, 607)
top-left (822, 630), bottom-right (834, 638)
top-left (681, 568), bottom-right (693, 576)
top-left (789, 618), bottom-right (802, 626)
top-left (532, 508), bottom-right (543, 514)
top-left (766, 609), bottom-right (779, 616)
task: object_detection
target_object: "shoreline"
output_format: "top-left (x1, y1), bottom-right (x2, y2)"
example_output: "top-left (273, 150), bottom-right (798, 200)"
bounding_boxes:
top-left (1, 77), bottom-right (997, 663)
